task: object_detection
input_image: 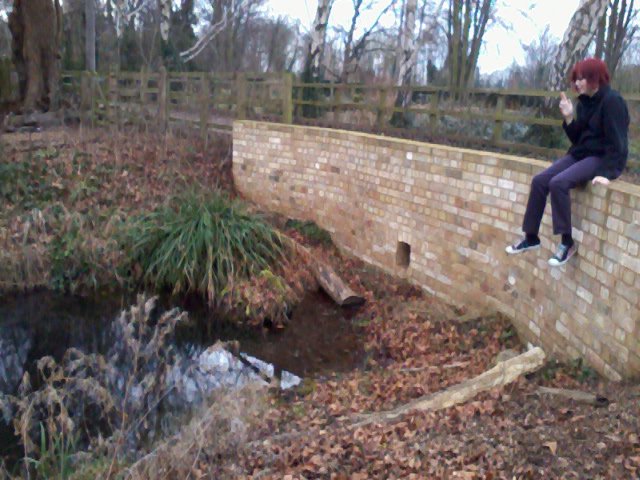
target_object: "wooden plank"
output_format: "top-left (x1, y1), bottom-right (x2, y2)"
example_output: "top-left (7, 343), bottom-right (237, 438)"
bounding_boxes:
top-left (118, 88), bottom-right (140, 97)
top-left (117, 71), bottom-right (143, 80)
top-left (493, 96), bottom-right (505, 144)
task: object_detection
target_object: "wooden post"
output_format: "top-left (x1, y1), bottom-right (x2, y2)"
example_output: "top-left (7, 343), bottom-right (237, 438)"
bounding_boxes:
top-left (493, 95), bottom-right (505, 145)
top-left (282, 72), bottom-right (293, 124)
top-left (107, 70), bottom-right (117, 124)
top-left (429, 91), bottom-right (439, 130)
top-left (376, 86), bottom-right (388, 129)
top-left (199, 72), bottom-right (209, 141)
top-left (334, 84), bottom-right (342, 119)
top-left (139, 67), bottom-right (147, 104)
top-left (236, 72), bottom-right (247, 120)
top-left (80, 71), bottom-right (91, 111)
top-left (295, 81), bottom-right (303, 119)
top-left (90, 72), bottom-right (97, 125)
top-left (158, 66), bottom-right (168, 130)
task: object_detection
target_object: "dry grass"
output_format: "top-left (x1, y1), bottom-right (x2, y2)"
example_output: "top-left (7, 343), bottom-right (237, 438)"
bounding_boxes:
top-left (0, 127), bottom-right (232, 294)
top-left (123, 386), bottom-right (267, 480)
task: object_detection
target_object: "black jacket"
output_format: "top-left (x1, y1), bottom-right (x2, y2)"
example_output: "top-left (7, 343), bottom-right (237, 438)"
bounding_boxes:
top-left (562, 85), bottom-right (629, 180)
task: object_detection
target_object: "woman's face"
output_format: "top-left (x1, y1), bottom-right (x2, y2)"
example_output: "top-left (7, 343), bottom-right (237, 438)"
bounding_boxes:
top-left (575, 77), bottom-right (598, 96)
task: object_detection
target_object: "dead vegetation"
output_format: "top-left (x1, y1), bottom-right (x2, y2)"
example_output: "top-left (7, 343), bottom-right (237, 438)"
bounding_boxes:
top-left (0, 127), bottom-right (231, 294)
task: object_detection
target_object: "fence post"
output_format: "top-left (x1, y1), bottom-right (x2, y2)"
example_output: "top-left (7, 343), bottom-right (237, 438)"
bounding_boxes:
top-left (376, 87), bottom-right (388, 129)
top-left (295, 81), bottom-right (304, 119)
top-left (158, 66), bottom-right (168, 130)
top-left (0, 58), bottom-right (14, 102)
top-left (236, 72), bottom-right (247, 120)
top-left (282, 72), bottom-right (293, 124)
top-left (89, 72), bottom-right (96, 124)
top-left (107, 70), bottom-right (117, 125)
top-left (493, 95), bottom-right (505, 145)
top-left (139, 66), bottom-right (147, 104)
top-left (429, 91), bottom-right (439, 130)
top-left (199, 72), bottom-right (209, 140)
top-left (80, 71), bottom-right (90, 110)
top-left (334, 84), bottom-right (342, 116)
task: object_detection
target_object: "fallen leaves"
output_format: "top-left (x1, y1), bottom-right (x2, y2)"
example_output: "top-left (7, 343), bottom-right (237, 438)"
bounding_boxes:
top-left (212, 256), bottom-right (640, 479)
top-left (543, 441), bottom-right (558, 455)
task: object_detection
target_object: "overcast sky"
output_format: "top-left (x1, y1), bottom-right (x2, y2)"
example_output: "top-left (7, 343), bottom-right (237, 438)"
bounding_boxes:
top-left (265, 0), bottom-right (581, 75)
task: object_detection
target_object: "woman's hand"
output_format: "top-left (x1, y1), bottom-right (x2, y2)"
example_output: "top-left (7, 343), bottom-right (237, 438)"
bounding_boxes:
top-left (592, 176), bottom-right (610, 186)
top-left (559, 92), bottom-right (574, 123)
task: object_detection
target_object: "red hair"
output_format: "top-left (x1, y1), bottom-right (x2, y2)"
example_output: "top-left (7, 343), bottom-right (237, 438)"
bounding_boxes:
top-left (570, 58), bottom-right (610, 90)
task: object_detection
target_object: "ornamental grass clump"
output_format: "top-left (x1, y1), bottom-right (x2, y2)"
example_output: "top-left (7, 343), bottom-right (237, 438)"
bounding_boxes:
top-left (125, 191), bottom-right (285, 306)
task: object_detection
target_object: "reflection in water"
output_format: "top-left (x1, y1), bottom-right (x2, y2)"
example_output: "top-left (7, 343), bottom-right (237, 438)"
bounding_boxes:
top-left (0, 288), bottom-right (364, 464)
top-left (0, 326), bottom-right (31, 395)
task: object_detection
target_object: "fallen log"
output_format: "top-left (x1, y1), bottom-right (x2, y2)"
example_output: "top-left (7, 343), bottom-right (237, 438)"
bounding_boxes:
top-left (399, 360), bottom-right (470, 373)
top-left (314, 260), bottom-right (365, 307)
top-left (282, 233), bottom-right (364, 307)
top-left (352, 347), bottom-right (546, 427)
top-left (3, 111), bottom-right (64, 131)
top-left (536, 386), bottom-right (609, 407)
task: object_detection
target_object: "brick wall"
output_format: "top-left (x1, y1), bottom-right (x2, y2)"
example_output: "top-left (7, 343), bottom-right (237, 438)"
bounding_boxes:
top-left (233, 120), bottom-right (640, 380)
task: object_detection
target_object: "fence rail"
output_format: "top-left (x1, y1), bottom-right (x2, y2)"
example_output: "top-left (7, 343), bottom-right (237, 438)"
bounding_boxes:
top-left (56, 69), bottom-right (640, 169)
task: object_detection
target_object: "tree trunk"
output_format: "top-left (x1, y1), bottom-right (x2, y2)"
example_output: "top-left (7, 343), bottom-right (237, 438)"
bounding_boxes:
top-left (284, 235), bottom-right (365, 307)
top-left (395, 0), bottom-right (417, 91)
top-left (9, 0), bottom-right (63, 111)
top-left (547, 0), bottom-right (608, 92)
top-left (63, 0), bottom-right (85, 70)
top-left (85, 0), bottom-right (96, 72)
top-left (391, 0), bottom-right (417, 126)
top-left (305, 0), bottom-right (334, 82)
top-left (447, 0), bottom-right (492, 95)
top-left (158, 0), bottom-right (171, 41)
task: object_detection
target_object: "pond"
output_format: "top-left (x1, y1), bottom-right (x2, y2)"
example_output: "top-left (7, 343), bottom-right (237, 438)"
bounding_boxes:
top-left (0, 288), bottom-right (365, 463)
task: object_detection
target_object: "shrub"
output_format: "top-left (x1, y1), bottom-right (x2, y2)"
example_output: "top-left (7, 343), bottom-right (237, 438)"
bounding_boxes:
top-left (124, 191), bottom-right (285, 306)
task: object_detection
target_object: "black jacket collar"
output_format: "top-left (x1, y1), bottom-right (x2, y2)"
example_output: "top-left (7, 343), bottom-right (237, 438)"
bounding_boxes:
top-left (578, 84), bottom-right (610, 104)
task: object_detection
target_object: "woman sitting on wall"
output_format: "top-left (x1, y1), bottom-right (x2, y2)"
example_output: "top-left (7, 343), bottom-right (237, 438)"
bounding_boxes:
top-left (506, 57), bottom-right (630, 267)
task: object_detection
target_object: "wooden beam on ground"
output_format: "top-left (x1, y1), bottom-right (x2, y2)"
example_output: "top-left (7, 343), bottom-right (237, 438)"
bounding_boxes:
top-left (352, 347), bottom-right (546, 427)
top-left (282, 233), bottom-right (365, 307)
top-left (536, 386), bottom-right (609, 407)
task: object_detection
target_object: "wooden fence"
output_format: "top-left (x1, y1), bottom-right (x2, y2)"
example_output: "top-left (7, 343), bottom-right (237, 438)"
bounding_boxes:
top-left (59, 69), bottom-right (640, 168)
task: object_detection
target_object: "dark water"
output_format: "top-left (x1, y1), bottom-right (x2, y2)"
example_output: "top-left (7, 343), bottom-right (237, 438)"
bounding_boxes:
top-left (0, 288), bottom-right (364, 461)
top-left (179, 290), bottom-right (364, 378)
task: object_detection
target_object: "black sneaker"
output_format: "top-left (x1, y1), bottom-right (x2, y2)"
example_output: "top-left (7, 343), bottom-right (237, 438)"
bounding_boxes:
top-left (505, 237), bottom-right (541, 255)
top-left (548, 243), bottom-right (576, 267)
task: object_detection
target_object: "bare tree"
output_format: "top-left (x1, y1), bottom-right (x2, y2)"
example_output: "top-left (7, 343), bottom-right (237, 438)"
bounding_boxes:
top-left (446, 0), bottom-right (495, 93)
top-left (158, 0), bottom-right (170, 40)
top-left (519, 26), bottom-right (558, 89)
top-left (395, 0), bottom-right (417, 90)
top-left (338, 0), bottom-right (396, 83)
top-left (179, 0), bottom-right (260, 64)
top-left (395, 0), bottom-right (446, 87)
top-left (9, 0), bottom-right (63, 110)
top-left (547, 0), bottom-right (608, 92)
top-left (594, 0), bottom-right (638, 76)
